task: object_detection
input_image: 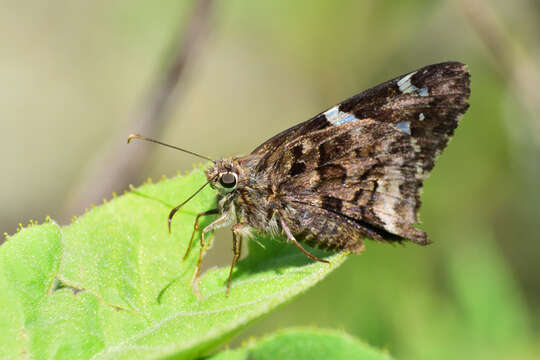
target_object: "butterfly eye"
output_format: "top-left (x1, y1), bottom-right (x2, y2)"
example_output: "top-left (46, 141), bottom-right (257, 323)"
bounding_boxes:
top-left (219, 172), bottom-right (237, 189)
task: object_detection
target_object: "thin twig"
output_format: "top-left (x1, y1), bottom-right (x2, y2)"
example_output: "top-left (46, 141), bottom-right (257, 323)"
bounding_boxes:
top-left (61, 0), bottom-right (215, 222)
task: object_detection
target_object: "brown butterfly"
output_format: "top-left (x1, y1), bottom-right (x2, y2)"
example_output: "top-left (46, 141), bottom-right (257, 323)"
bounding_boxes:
top-left (128, 61), bottom-right (470, 298)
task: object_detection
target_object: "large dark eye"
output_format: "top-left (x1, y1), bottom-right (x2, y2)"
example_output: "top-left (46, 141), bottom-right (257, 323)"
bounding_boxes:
top-left (219, 172), bottom-right (237, 189)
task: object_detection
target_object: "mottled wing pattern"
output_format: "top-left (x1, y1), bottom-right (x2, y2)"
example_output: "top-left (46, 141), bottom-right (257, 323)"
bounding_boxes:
top-left (336, 61), bottom-right (470, 175)
top-left (252, 112), bottom-right (333, 172)
top-left (253, 62), bottom-right (470, 251)
top-left (277, 120), bottom-right (426, 251)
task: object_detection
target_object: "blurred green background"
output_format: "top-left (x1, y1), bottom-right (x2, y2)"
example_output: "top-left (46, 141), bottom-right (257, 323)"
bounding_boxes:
top-left (1, 0), bottom-right (539, 359)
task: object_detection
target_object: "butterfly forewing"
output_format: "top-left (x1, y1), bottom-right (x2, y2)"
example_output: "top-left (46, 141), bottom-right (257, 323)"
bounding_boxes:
top-left (251, 62), bottom-right (470, 247)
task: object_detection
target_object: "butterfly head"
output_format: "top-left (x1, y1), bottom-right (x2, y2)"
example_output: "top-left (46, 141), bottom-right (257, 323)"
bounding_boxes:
top-left (206, 159), bottom-right (242, 194)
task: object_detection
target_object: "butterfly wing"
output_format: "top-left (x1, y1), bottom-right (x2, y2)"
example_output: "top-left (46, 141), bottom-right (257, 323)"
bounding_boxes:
top-left (254, 62), bottom-right (470, 248)
top-left (277, 119), bottom-right (428, 249)
top-left (253, 62), bottom-right (469, 174)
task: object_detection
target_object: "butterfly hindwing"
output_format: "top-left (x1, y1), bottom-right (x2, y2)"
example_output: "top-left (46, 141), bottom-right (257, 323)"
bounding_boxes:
top-left (277, 120), bottom-right (426, 246)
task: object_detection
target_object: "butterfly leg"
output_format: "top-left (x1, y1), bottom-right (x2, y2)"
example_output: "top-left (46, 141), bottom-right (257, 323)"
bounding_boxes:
top-left (226, 223), bottom-right (248, 296)
top-left (184, 208), bottom-right (219, 260)
top-left (192, 212), bottom-right (232, 299)
top-left (279, 217), bottom-right (329, 264)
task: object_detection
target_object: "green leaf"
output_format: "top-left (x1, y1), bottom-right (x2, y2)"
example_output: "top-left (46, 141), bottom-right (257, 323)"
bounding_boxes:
top-left (0, 167), bottom-right (347, 360)
top-left (207, 327), bottom-right (394, 360)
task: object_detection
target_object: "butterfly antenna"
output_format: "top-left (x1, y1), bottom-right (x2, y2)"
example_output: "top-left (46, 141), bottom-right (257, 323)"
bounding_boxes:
top-left (127, 134), bottom-right (215, 163)
top-left (168, 181), bottom-right (211, 233)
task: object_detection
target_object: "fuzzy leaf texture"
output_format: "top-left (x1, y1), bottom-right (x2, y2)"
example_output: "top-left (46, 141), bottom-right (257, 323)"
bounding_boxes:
top-left (0, 167), bottom-right (347, 360)
top-left (207, 328), bottom-right (393, 360)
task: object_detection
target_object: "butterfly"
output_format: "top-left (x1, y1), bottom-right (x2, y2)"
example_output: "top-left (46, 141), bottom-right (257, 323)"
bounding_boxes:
top-left (128, 61), bottom-right (470, 298)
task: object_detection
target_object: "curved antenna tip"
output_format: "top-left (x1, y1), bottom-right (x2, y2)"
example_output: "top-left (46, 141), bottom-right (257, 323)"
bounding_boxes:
top-left (127, 134), bottom-right (141, 144)
top-left (167, 181), bottom-right (211, 234)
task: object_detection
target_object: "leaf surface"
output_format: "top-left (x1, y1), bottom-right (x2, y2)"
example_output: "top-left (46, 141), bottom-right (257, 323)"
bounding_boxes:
top-left (0, 168), bottom-right (346, 359)
top-left (207, 328), bottom-right (394, 360)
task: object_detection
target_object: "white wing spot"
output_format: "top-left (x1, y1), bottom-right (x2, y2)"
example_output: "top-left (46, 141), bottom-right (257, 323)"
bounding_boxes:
top-left (397, 72), bottom-right (417, 94)
top-left (334, 112), bottom-right (358, 125)
top-left (419, 113), bottom-right (425, 121)
top-left (418, 87), bottom-right (429, 97)
top-left (396, 121), bottom-right (411, 135)
top-left (323, 106), bottom-right (339, 123)
top-left (324, 106), bottom-right (360, 125)
top-left (397, 71), bottom-right (429, 96)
